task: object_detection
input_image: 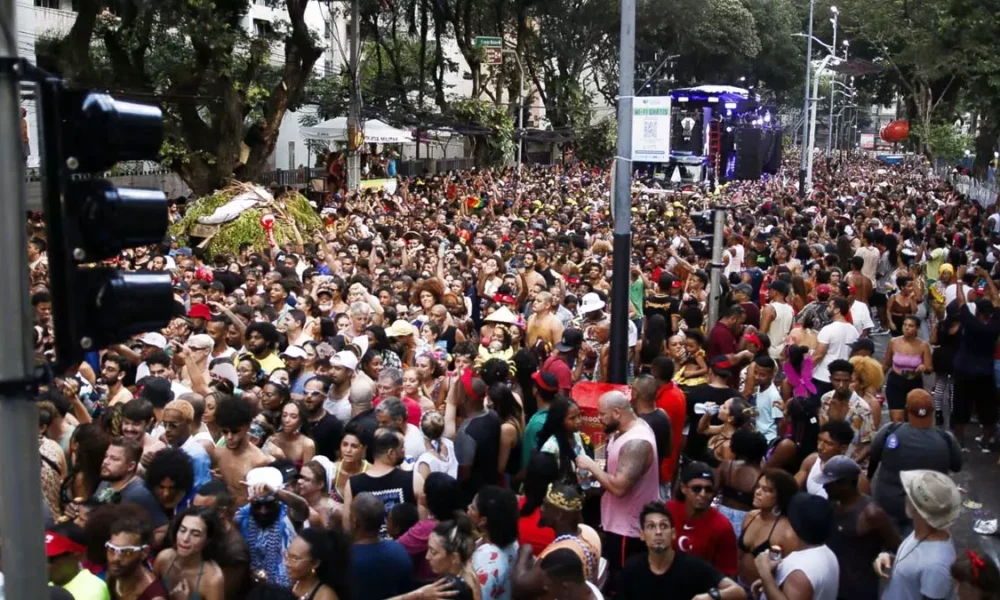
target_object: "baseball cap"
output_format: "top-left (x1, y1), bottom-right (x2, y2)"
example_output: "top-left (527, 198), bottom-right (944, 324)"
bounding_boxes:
top-left (138, 376), bottom-right (174, 407)
top-left (532, 371), bottom-right (559, 393)
top-left (385, 320), bottom-right (416, 338)
top-left (815, 284), bottom-right (832, 299)
top-left (849, 338), bottom-right (875, 354)
top-left (681, 461), bottom-right (715, 484)
top-left (138, 332), bottom-right (167, 349)
top-left (331, 351), bottom-right (358, 371)
top-left (555, 329), bottom-right (584, 352)
top-left (734, 283), bottom-right (753, 297)
top-left (281, 345), bottom-right (308, 360)
top-left (813, 455), bottom-right (861, 486)
top-left (187, 303), bottom-right (211, 320)
top-left (709, 355), bottom-right (734, 376)
top-left (45, 529), bottom-right (86, 558)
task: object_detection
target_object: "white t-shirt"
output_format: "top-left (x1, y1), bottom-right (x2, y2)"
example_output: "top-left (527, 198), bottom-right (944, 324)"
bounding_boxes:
top-left (403, 423), bottom-right (426, 461)
top-left (724, 244), bottom-right (745, 276)
top-left (849, 301), bottom-right (875, 334)
top-left (813, 321), bottom-right (860, 383)
top-left (776, 545), bottom-right (840, 600)
top-left (753, 383), bottom-right (784, 443)
top-left (944, 284), bottom-right (977, 315)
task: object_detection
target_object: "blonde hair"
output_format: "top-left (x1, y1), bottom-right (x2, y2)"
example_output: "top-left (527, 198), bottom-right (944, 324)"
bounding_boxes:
top-left (849, 356), bottom-right (884, 394)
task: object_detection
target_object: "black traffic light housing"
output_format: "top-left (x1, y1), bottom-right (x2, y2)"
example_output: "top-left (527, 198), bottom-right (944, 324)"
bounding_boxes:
top-left (38, 82), bottom-right (174, 371)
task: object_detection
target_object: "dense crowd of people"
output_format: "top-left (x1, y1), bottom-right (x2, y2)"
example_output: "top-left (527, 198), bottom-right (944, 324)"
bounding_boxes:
top-left (16, 153), bottom-right (1000, 600)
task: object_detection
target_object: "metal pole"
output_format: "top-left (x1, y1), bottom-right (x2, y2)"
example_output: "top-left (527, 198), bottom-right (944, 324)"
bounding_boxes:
top-left (706, 206), bottom-right (727, 333)
top-left (0, 0), bottom-right (49, 596)
top-left (798, 0), bottom-right (815, 195)
top-left (346, 0), bottom-right (361, 191)
top-left (826, 14), bottom-right (837, 159)
top-left (609, 0), bottom-right (634, 385)
top-left (806, 64), bottom-right (822, 188)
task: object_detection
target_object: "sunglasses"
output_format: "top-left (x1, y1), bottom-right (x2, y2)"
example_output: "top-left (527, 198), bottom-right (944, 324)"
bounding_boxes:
top-left (688, 485), bottom-right (714, 495)
top-left (105, 542), bottom-right (146, 557)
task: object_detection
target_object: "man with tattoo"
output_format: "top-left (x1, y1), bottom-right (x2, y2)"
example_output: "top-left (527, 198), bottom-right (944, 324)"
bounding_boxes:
top-left (575, 390), bottom-right (658, 593)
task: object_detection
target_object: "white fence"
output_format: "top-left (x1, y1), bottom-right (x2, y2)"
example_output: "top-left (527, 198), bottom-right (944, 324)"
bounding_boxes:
top-left (934, 166), bottom-right (998, 208)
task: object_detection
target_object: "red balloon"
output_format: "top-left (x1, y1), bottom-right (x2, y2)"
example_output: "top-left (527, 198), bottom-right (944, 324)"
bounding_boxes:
top-left (881, 120), bottom-right (910, 143)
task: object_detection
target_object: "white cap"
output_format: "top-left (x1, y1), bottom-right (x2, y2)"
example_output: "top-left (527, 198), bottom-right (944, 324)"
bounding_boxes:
top-left (331, 351), bottom-right (358, 371)
top-left (209, 362), bottom-right (238, 387)
top-left (281, 345), bottom-right (308, 359)
top-left (139, 332), bottom-right (167, 349)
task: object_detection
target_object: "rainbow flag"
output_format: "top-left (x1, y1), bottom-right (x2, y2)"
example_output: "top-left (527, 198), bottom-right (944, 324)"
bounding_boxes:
top-left (466, 196), bottom-right (487, 211)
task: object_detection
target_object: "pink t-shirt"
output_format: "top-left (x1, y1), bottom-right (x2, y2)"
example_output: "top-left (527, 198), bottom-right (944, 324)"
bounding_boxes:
top-left (600, 419), bottom-right (661, 538)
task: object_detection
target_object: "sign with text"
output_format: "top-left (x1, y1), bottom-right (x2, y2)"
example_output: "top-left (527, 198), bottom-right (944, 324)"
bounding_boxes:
top-left (475, 36), bottom-right (503, 64)
top-left (631, 96), bottom-right (672, 162)
top-left (860, 133), bottom-right (875, 149)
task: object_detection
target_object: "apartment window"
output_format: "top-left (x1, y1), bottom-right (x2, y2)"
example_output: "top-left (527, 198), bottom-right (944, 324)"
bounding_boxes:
top-left (253, 18), bottom-right (273, 37)
top-left (324, 60), bottom-right (333, 77)
top-left (35, 0), bottom-right (61, 8)
top-left (324, 21), bottom-right (332, 39)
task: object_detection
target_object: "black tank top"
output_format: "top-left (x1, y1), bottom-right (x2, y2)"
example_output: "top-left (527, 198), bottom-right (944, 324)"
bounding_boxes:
top-left (441, 326), bottom-right (458, 353)
top-left (825, 497), bottom-right (881, 600)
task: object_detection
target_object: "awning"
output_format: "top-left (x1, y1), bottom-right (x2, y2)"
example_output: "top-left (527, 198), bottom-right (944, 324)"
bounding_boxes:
top-left (301, 117), bottom-right (414, 144)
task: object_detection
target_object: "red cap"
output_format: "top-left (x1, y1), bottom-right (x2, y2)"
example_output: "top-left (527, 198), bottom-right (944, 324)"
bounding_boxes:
top-left (532, 371), bottom-right (559, 393)
top-left (816, 284), bottom-right (832, 297)
top-left (45, 531), bottom-right (86, 557)
top-left (187, 303), bottom-right (211, 320)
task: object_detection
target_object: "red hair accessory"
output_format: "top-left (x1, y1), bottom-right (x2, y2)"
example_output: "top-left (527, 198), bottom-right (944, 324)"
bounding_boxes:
top-left (744, 332), bottom-right (762, 348)
top-left (968, 551), bottom-right (985, 580)
top-left (461, 368), bottom-right (483, 401)
top-left (494, 293), bottom-right (516, 305)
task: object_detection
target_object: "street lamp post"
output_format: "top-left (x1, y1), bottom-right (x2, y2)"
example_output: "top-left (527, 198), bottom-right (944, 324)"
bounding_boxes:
top-left (825, 7), bottom-right (838, 159)
top-left (806, 53), bottom-right (840, 189)
top-left (799, 0), bottom-right (815, 196)
top-left (503, 49), bottom-right (525, 170)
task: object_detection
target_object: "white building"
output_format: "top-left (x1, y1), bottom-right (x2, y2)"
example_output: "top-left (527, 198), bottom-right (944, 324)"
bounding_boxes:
top-left (15, 0), bottom-right (470, 174)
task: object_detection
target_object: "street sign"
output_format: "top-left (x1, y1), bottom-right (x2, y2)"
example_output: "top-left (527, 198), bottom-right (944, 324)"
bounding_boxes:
top-left (484, 47), bottom-right (502, 65)
top-left (475, 36), bottom-right (503, 64)
top-left (475, 36), bottom-right (502, 48)
top-left (631, 96), bottom-right (671, 162)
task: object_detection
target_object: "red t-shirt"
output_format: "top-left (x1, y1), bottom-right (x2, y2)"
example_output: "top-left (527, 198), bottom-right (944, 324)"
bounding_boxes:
top-left (541, 355), bottom-right (574, 395)
top-left (373, 396), bottom-right (422, 426)
top-left (707, 322), bottom-right (737, 361)
top-left (517, 496), bottom-right (556, 555)
top-left (665, 499), bottom-right (738, 577)
top-left (654, 382), bottom-right (687, 483)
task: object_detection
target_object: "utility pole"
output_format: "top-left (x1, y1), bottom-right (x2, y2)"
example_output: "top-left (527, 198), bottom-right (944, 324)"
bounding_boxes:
top-left (346, 0), bottom-right (361, 190)
top-left (0, 0), bottom-right (49, 596)
top-left (608, 0), bottom-right (634, 385)
top-left (798, 0), bottom-right (814, 196)
top-left (826, 7), bottom-right (838, 159)
top-left (706, 206), bottom-right (727, 332)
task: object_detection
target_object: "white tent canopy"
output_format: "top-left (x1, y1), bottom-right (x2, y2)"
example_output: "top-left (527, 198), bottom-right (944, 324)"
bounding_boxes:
top-left (300, 117), bottom-right (414, 144)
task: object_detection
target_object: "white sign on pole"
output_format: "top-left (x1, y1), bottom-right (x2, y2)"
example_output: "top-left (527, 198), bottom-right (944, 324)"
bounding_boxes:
top-left (860, 133), bottom-right (875, 149)
top-left (631, 96), bottom-right (671, 162)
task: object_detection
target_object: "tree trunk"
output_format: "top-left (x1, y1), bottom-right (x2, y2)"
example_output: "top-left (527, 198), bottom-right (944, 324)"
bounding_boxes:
top-left (973, 115), bottom-right (999, 179)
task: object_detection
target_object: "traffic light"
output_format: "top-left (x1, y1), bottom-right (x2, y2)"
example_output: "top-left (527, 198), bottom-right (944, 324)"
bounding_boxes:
top-left (39, 85), bottom-right (174, 369)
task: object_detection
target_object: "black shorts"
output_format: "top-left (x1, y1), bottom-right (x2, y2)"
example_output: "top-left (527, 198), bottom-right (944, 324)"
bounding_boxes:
top-left (602, 531), bottom-right (646, 595)
top-left (952, 372), bottom-right (999, 426)
top-left (870, 292), bottom-right (889, 309)
top-left (885, 371), bottom-right (924, 411)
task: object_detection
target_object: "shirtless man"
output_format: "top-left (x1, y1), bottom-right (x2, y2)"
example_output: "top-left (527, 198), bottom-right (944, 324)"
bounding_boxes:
top-left (208, 395), bottom-right (275, 507)
top-left (527, 292), bottom-right (565, 349)
top-left (121, 398), bottom-right (167, 467)
top-left (847, 256), bottom-right (873, 305)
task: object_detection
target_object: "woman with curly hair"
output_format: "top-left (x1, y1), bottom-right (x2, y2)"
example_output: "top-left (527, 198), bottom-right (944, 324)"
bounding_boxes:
top-left (153, 506), bottom-right (226, 600)
top-left (850, 355), bottom-right (885, 431)
top-left (145, 446), bottom-right (196, 519)
top-left (285, 527), bottom-right (352, 600)
top-left (410, 278), bottom-right (445, 326)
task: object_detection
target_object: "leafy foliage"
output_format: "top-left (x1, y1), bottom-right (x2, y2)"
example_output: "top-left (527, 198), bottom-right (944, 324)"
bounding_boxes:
top-left (575, 117), bottom-right (617, 166)
top-left (39, 0), bottom-right (324, 196)
top-left (911, 122), bottom-right (971, 163)
top-left (447, 98), bottom-right (514, 165)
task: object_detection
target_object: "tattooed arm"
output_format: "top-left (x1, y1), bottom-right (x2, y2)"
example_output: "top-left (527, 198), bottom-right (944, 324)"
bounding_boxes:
top-left (576, 439), bottom-right (653, 498)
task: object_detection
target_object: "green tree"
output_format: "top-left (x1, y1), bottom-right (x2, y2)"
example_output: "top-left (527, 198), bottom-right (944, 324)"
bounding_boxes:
top-left (39, 0), bottom-right (324, 196)
top-left (911, 122), bottom-right (970, 162)
top-left (575, 117), bottom-right (617, 166)
top-left (447, 97), bottom-right (514, 164)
